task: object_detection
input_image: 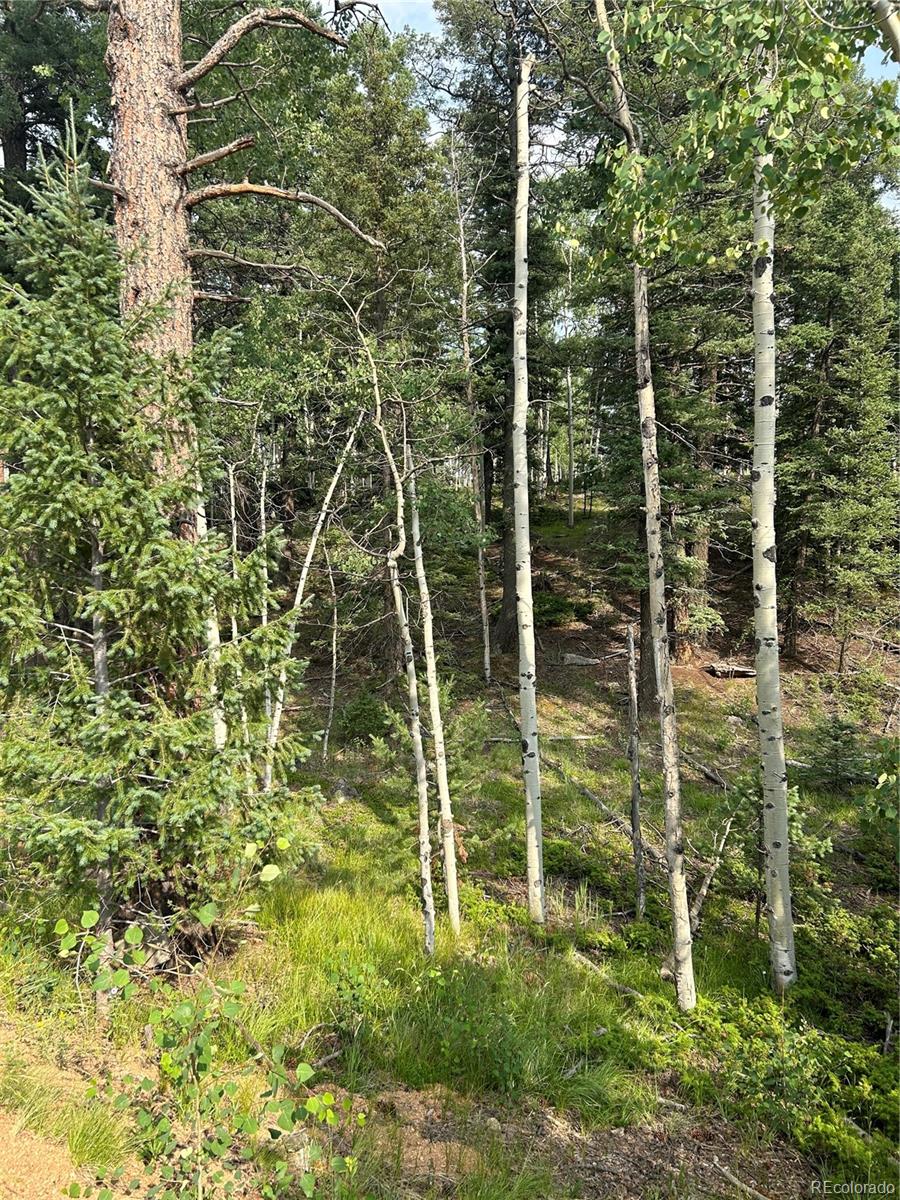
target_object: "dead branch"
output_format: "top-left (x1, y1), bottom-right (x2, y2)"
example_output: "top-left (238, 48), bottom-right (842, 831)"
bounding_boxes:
top-left (688, 815), bottom-right (734, 934)
top-left (573, 950), bottom-right (643, 997)
top-left (183, 182), bottom-right (384, 249)
top-left (680, 750), bottom-right (728, 789)
top-left (193, 291), bottom-right (251, 303)
top-left (89, 177), bottom-right (127, 200)
top-left (189, 247), bottom-right (301, 272)
top-left (542, 751), bottom-right (668, 870)
top-left (171, 93), bottom-right (241, 116)
top-left (177, 7), bottom-right (345, 92)
top-left (177, 135), bottom-right (255, 175)
top-left (709, 1157), bottom-right (772, 1200)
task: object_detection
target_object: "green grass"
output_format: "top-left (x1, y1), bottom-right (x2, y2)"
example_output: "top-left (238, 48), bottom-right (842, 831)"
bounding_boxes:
top-left (0, 504), bottom-right (896, 1195)
top-left (0, 1057), bottom-right (134, 1170)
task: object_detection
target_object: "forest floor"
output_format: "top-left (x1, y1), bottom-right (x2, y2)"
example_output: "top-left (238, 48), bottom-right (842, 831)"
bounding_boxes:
top-left (0, 502), bottom-right (897, 1199)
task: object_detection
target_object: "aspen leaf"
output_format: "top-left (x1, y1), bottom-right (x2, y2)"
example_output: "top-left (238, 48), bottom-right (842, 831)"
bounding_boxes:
top-left (259, 863), bottom-right (281, 883)
top-left (195, 902), bottom-right (218, 928)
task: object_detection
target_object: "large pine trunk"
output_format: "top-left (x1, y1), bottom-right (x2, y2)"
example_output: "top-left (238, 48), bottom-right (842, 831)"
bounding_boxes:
top-left (751, 151), bottom-right (797, 996)
top-left (512, 55), bottom-right (545, 924)
top-left (106, 0), bottom-right (192, 363)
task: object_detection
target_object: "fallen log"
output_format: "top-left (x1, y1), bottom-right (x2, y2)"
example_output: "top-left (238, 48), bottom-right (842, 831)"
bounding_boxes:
top-left (680, 750), bottom-right (728, 789)
top-left (705, 662), bottom-right (756, 678)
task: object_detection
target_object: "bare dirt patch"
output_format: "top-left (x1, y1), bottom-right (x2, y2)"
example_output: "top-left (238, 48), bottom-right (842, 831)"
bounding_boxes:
top-left (0, 1110), bottom-right (83, 1200)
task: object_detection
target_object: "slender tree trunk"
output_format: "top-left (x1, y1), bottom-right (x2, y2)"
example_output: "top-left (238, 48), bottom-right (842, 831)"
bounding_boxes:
top-left (566, 366), bottom-right (576, 527)
top-left (593, 0), bottom-right (695, 1009)
top-left (494, 407), bottom-right (519, 653)
top-left (626, 625), bottom-right (646, 919)
top-left (364, 340), bottom-right (436, 956)
top-left (634, 262), bottom-right (696, 1010)
top-left (321, 543), bottom-right (338, 764)
top-left (227, 464), bottom-right (251, 753)
top-left (89, 517), bottom-right (115, 1019)
top-left (751, 148), bottom-right (797, 997)
top-left (203, 523), bottom-right (228, 752)
top-left (450, 138), bottom-right (492, 684)
top-left (638, 583), bottom-right (656, 717)
top-left (564, 245), bottom-right (576, 527)
top-left (259, 445), bottom-right (272, 721)
top-left (406, 446), bottom-right (461, 934)
top-left (474, 454), bottom-right (493, 685)
top-left (263, 412), bottom-right (364, 792)
top-left (483, 449), bottom-right (494, 527)
top-left (388, 547), bottom-right (436, 956)
top-left (512, 55), bottom-right (545, 924)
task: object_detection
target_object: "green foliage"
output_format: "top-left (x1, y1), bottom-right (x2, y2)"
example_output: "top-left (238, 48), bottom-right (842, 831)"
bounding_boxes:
top-left (684, 996), bottom-right (898, 1177)
top-left (336, 690), bottom-right (391, 746)
top-left (0, 151), bottom-right (303, 937)
top-left (90, 975), bottom-right (366, 1200)
top-left (531, 591), bottom-right (576, 628)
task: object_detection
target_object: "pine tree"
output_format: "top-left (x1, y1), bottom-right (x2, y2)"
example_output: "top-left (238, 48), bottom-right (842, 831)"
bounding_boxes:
top-left (0, 151), bottom-right (280, 933)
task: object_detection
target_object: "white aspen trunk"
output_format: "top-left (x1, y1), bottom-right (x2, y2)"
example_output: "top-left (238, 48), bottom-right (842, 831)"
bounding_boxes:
top-left (564, 246), bottom-right (576, 529)
top-left (388, 551), bottom-right (436, 956)
top-left (752, 149), bottom-right (797, 996)
top-left (450, 138), bottom-right (493, 686)
top-left (474, 455), bottom-right (492, 686)
top-left (262, 411), bottom-right (364, 792)
top-left (634, 263), bottom-right (695, 1012)
top-left (406, 445), bottom-right (461, 935)
top-left (347, 313), bottom-right (437, 952)
top-left (593, 0), bottom-right (696, 1009)
top-left (321, 543), bottom-right (338, 764)
top-left (90, 524), bottom-right (115, 1019)
top-left (513, 54), bottom-right (545, 924)
top-left (626, 625), bottom-right (646, 919)
top-left (566, 366), bottom-right (575, 528)
top-left (227, 464), bottom-right (251, 752)
top-left (259, 444), bottom-right (271, 722)
top-left (872, 0), bottom-right (900, 61)
top-left (362, 333), bottom-right (437, 956)
top-left (193, 500), bottom-right (228, 751)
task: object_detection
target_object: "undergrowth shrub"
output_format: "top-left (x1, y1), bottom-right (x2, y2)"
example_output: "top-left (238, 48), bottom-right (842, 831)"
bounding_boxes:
top-left (683, 996), bottom-right (899, 1177)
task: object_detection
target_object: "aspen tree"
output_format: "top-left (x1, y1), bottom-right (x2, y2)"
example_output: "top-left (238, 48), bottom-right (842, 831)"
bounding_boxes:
top-left (449, 137), bottom-right (492, 685)
top-left (592, 0), bottom-right (696, 1009)
top-left (263, 412), bottom-right (364, 792)
top-left (625, 625), bottom-right (646, 920)
top-left (751, 116), bottom-right (797, 995)
top-left (406, 445), bottom-right (461, 934)
top-left (512, 53), bottom-right (545, 924)
top-left (363, 348), bottom-right (436, 957)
